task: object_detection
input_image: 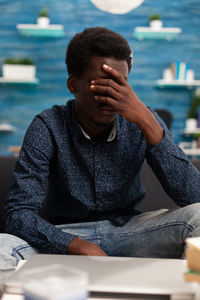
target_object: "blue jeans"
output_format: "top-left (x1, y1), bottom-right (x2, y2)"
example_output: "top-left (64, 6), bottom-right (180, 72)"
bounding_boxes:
top-left (1, 203), bottom-right (200, 290)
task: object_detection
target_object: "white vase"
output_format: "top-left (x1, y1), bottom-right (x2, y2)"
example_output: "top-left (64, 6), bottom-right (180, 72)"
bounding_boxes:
top-left (37, 17), bottom-right (50, 27)
top-left (163, 68), bottom-right (172, 81)
top-left (2, 64), bottom-right (36, 80)
top-left (149, 20), bottom-right (163, 29)
top-left (186, 118), bottom-right (197, 130)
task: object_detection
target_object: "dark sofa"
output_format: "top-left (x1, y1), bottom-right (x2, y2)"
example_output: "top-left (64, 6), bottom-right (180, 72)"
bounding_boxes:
top-left (0, 155), bottom-right (200, 233)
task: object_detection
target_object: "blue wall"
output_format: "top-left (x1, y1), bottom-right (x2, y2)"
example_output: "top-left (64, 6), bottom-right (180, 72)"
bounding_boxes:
top-left (0, 0), bottom-right (200, 154)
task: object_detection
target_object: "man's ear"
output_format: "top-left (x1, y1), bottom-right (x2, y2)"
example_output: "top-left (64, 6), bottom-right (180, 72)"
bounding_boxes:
top-left (67, 75), bottom-right (77, 94)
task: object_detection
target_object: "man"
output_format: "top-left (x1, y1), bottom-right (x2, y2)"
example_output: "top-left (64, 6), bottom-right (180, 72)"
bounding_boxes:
top-left (1, 27), bottom-right (200, 270)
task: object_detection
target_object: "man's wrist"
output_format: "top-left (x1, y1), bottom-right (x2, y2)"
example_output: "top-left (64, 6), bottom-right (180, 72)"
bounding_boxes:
top-left (137, 111), bottom-right (164, 145)
top-left (67, 237), bottom-right (82, 254)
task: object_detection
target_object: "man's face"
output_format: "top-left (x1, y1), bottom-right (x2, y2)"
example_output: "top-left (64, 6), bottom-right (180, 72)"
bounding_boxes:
top-left (74, 56), bottom-right (129, 129)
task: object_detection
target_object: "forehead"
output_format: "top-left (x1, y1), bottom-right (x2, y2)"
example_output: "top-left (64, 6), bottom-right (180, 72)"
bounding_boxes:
top-left (87, 56), bottom-right (129, 79)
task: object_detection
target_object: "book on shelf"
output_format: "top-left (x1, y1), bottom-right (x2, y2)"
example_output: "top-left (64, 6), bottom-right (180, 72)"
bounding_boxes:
top-left (175, 60), bottom-right (180, 80)
top-left (179, 62), bottom-right (186, 81)
top-left (184, 63), bottom-right (189, 80)
top-left (170, 63), bottom-right (175, 80)
top-left (173, 61), bottom-right (190, 81)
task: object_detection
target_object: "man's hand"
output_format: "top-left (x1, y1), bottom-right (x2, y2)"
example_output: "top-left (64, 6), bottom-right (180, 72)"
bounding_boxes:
top-left (90, 64), bottom-right (164, 145)
top-left (67, 237), bottom-right (107, 256)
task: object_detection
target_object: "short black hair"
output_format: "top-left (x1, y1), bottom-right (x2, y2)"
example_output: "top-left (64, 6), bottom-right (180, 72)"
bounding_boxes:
top-left (66, 27), bottom-right (132, 78)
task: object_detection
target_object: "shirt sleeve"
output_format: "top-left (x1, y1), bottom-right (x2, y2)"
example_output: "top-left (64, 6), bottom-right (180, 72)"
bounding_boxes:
top-left (145, 109), bottom-right (200, 207)
top-left (3, 115), bottom-right (77, 254)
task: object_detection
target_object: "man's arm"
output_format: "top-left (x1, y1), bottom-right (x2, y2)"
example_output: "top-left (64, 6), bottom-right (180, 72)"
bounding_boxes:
top-left (90, 64), bottom-right (200, 206)
top-left (145, 113), bottom-right (200, 206)
top-left (3, 115), bottom-right (106, 255)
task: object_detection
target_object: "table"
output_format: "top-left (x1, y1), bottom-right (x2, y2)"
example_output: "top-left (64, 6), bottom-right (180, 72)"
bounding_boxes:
top-left (2, 258), bottom-right (200, 300)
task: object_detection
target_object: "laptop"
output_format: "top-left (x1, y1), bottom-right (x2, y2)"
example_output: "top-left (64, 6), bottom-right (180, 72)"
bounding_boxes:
top-left (3, 255), bottom-right (196, 300)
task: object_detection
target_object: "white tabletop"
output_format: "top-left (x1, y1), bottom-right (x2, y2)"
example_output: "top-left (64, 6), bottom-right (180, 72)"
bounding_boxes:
top-left (2, 258), bottom-right (200, 300)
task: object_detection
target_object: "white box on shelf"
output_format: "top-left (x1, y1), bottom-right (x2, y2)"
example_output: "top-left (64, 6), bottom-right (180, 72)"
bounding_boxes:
top-left (2, 64), bottom-right (36, 80)
top-left (186, 69), bottom-right (195, 82)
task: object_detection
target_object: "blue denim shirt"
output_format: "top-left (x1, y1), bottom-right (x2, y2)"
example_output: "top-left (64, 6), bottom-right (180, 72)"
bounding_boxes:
top-left (3, 100), bottom-right (200, 254)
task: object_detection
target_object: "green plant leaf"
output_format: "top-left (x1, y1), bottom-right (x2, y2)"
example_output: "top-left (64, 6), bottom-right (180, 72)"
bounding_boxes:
top-left (38, 8), bottom-right (48, 18)
top-left (3, 57), bottom-right (34, 65)
top-left (149, 14), bottom-right (161, 22)
top-left (188, 95), bottom-right (200, 118)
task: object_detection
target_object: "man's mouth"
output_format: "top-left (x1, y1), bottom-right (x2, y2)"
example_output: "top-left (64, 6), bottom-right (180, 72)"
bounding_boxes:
top-left (98, 103), bottom-right (115, 112)
top-left (94, 93), bottom-right (116, 112)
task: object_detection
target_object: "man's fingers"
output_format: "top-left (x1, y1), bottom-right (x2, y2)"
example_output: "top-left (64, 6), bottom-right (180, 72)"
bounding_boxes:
top-left (91, 78), bottom-right (120, 92)
top-left (90, 84), bottom-right (120, 100)
top-left (102, 64), bottom-right (127, 85)
top-left (94, 95), bottom-right (119, 110)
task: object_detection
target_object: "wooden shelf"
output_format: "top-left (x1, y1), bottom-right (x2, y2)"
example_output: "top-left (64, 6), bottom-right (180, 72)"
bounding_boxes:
top-left (0, 124), bottom-right (15, 133)
top-left (134, 27), bottom-right (181, 40)
top-left (180, 148), bottom-right (200, 156)
top-left (184, 128), bottom-right (200, 135)
top-left (155, 79), bottom-right (200, 89)
top-left (179, 142), bottom-right (200, 157)
top-left (16, 24), bottom-right (64, 38)
top-left (0, 77), bottom-right (39, 85)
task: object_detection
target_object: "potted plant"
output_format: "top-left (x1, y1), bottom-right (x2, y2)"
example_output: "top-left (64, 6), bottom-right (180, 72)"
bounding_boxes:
top-left (193, 133), bottom-right (200, 148)
top-left (186, 90), bottom-right (200, 131)
top-left (149, 14), bottom-right (163, 29)
top-left (37, 8), bottom-right (50, 27)
top-left (2, 57), bottom-right (36, 81)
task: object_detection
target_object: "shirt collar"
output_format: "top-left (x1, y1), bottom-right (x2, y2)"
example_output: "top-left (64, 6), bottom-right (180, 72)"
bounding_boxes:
top-left (79, 121), bottom-right (116, 142)
top-left (68, 100), bottom-right (118, 142)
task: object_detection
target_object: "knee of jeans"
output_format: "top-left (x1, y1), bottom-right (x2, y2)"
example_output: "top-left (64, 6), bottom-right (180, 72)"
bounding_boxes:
top-left (0, 233), bottom-right (36, 269)
top-left (0, 233), bottom-right (27, 250)
top-left (190, 203), bottom-right (200, 209)
top-left (0, 234), bottom-right (26, 270)
top-left (184, 203), bottom-right (200, 227)
top-left (187, 203), bottom-right (200, 216)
